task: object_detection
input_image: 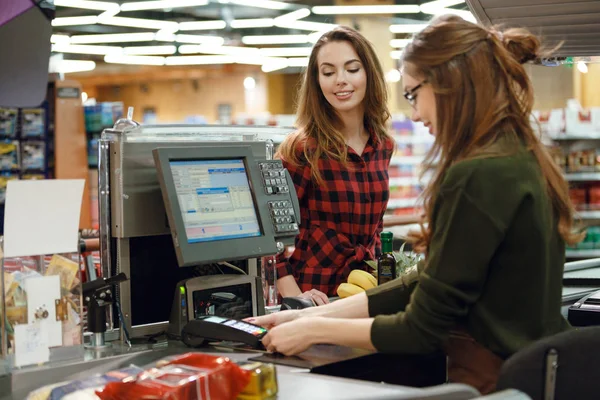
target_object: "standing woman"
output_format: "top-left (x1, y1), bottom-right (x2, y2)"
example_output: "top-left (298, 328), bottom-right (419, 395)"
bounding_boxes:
top-left (275, 26), bottom-right (395, 303)
top-left (250, 15), bottom-right (581, 394)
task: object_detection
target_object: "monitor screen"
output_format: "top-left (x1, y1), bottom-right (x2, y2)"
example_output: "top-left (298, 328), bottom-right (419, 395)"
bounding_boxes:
top-left (169, 159), bottom-right (262, 243)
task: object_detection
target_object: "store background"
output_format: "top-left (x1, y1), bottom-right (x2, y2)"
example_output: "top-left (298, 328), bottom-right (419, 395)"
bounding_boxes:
top-left (1, 0), bottom-right (599, 258)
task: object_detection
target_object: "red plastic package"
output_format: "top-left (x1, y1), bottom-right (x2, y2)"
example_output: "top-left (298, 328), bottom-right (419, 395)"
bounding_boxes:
top-left (96, 352), bottom-right (251, 400)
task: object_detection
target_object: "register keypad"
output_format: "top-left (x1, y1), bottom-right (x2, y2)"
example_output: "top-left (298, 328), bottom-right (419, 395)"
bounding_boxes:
top-left (259, 161), bottom-right (290, 195)
top-left (268, 200), bottom-right (298, 234)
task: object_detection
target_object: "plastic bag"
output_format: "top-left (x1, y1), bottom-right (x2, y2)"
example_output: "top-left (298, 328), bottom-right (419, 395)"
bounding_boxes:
top-left (96, 353), bottom-right (251, 400)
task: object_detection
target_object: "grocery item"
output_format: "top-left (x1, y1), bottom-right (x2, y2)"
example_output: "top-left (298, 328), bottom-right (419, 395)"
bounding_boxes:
top-left (337, 282), bottom-right (365, 298)
top-left (347, 269), bottom-right (376, 290)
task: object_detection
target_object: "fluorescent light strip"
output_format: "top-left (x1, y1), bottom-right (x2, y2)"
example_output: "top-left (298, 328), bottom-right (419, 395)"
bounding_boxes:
top-left (390, 39), bottom-right (412, 48)
top-left (429, 8), bottom-right (476, 22)
top-left (52, 44), bottom-right (123, 55)
top-left (258, 47), bottom-right (312, 57)
top-left (391, 50), bottom-right (403, 60)
top-left (274, 8), bottom-right (311, 22)
top-left (389, 24), bottom-right (427, 33)
top-left (275, 20), bottom-right (337, 32)
top-left (178, 45), bottom-right (259, 56)
top-left (51, 34), bottom-right (71, 45)
top-left (123, 45), bottom-right (177, 55)
top-left (120, 0), bottom-right (208, 11)
top-left (242, 35), bottom-right (309, 45)
top-left (165, 55), bottom-right (235, 65)
top-left (99, 16), bottom-right (179, 30)
top-left (286, 57), bottom-right (309, 67)
top-left (105, 54), bottom-right (166, 65)
top-left (218, 0), bottom-right (292, 10)
top-left (420, 0), bottom-right (465, 10)
top-left (178, 20), bottom-right (227, 31)
top-left (176, 34), bottom-right (225, 46)
top-left (262, 61), bottom-right (288, 73)
top-left (54, 0), bottom-right (119, 11)
top-left (312, 5), bottom-right (420, 15)
top-left (52, 16), bottom-right (98, 26)
top-left (49, 60), bottom-right (96, 74)
top-left (230, 19), bottom-right (274, 29)
top-left (70, 32), bottom-right (156, 44)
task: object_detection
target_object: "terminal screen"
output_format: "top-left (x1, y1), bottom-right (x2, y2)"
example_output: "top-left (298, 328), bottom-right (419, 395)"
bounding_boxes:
top-left (170, 159), bottom-right (261, 243)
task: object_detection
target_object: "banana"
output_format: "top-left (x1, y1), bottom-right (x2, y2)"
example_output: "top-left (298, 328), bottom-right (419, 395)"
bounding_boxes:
top-left (348, 269), bottom-right (377, 290)
top-left (337, 283), bottom-right (366, 298)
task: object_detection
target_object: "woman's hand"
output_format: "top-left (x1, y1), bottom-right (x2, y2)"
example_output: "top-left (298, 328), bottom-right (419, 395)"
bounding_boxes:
top-left (299, 288), bottom-right (329, 306)
top-left (261, 318), bottom-right (324, 355)
top-left (245, 309), bottom-right (302, 329)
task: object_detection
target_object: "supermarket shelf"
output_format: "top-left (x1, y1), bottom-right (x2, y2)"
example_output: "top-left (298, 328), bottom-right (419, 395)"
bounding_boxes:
top-left (388, 197), bottom-right (420, 209)
top-left (566, 249), bottom-right (600, 258)
top-left (389, 177), bottom-right (422, 186)
top-left (550, 134), bottom-right (600, 141)
top-left (577, 210), bottom-right (600, 219)
top-left (390, 156), bottom-right (425, 166)
top-left (395, 135), bottom-right (434, 144)
top-left (564, 173), bottom-right (600, 181)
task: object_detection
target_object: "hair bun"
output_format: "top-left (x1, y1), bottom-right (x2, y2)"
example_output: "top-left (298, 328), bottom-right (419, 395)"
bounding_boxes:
top-left (499, 28), bottom-right (541, 64)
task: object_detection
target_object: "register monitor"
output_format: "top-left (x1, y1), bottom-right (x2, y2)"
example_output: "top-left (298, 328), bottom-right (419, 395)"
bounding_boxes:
top-left (153, 145), bottom-right (300, 267)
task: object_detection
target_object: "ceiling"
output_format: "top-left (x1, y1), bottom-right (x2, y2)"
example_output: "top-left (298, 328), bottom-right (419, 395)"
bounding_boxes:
top-left (50, 0), bottom-right (472, 73)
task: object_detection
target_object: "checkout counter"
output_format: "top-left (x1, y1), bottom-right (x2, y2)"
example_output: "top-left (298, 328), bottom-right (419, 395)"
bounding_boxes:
top-left (0, 119), bottom-right (547, 399)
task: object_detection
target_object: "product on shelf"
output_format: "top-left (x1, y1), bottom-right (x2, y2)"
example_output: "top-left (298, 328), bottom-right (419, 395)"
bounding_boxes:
top-left (21, 141), bottom-right (45, 170)
top-left (0, 141), bottom-right (19, 170)
top-left (0, 172), bottom-right (18, 203)
top-left (565, 108), bottom-right (600, 136)
top-left (20, 108), bottom-right (45, 137)
top-left (0, 108), bottom-right (18, 137)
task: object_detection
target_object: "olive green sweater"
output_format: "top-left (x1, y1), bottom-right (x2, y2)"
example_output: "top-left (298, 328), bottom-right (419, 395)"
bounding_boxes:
top-left (368, 148), bottom-right (570, 358)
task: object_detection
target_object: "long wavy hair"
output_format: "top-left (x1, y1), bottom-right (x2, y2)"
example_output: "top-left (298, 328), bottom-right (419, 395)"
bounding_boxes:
top-left (276, 26), bottom-right (392, 185)
top-left (404, 15), bottom-right (582, 250)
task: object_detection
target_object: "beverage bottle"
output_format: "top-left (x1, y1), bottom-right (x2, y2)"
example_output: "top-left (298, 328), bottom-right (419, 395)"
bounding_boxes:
top-left (377, 231), bottom-right (397, 285)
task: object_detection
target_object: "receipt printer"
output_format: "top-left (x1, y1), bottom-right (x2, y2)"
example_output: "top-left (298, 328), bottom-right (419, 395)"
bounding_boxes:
top-left (568, 289), bottom-right (600, 327)
top-left (168, 274), bottom-right (265, 338)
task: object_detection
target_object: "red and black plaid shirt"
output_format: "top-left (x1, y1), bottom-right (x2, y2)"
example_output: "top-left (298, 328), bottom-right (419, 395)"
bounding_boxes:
top-left (277, 132), bottom-right (393, 296)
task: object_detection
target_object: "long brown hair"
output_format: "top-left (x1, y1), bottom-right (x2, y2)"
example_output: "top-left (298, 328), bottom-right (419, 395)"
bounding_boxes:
top-left (404, 15), bottom-right (582, 249)
top-left (276, 26), bottom-right (392, 185)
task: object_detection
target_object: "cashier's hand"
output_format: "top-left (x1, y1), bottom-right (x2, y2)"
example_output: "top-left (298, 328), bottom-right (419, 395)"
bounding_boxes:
top-left (299, 289), bottom-right (329, 306)
top-left (262, 318), bottom-right (320, 356)
top-left (245, 309), bottom-right (301, 329)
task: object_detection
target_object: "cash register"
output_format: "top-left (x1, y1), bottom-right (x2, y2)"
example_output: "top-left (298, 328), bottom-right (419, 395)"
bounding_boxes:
top-left (152, 145), bottom-right (301, 341)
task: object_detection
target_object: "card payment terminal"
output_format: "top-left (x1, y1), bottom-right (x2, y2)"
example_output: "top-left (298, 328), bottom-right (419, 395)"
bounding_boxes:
top-left (182, 316), bottom-right (268, 350)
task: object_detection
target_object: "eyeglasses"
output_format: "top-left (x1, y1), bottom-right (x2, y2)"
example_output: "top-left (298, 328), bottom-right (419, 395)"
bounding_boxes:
top-left (403, 80), bottom-right (427, 108)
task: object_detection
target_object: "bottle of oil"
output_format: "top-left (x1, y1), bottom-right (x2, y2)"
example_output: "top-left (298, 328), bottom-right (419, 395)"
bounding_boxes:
top-left (377, 231), bottom-right (396, 285)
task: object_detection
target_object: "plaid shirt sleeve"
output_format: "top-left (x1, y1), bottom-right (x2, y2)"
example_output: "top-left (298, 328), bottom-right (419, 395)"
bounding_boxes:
top-left (276, 135), bottom-right (394, 296)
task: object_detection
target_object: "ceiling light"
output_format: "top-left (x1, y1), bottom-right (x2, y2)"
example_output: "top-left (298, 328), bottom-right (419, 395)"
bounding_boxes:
top-left (243, 77), bottom-right (256, 90)
top-left (275, 20), bottom-right (337, 32)
top-left (178, 20), bottom-right (227, 31)
top-left (105, 55), bottom-right (166, 65)
top-left (385, 69), bottom-right (401, 83)
top-left (123, 45), bottom-right (177, 55)
top-left (51, 34), bottom-right (71, 45)
top-left (312, 5), bottom-right (420, 15)
top-left (577, 61), bottom-right (589, 74)
top-left (165, 55), bottom-right (235, 65)
top-left (422, 7), bottom-right (476, 23)
top-left (54, 0), bottom-right (119, 11)
top-left (230, 19), bottom-right (274, 29)
top-left (218, 0), bottom-right (292, 10)
top-left (308, 31), bottom-right (326, 43)
top-left (390, 39), bottom-right (411, 48)
top-left (99, 16), bottom-right (179, 30)
top-left (52, 44), bottom-right (123, 55)
top-left (258, 47), bottom-right (312, 57)
top-left (155, 29), bottom-right (178, 42)
top-left (420, 0), bottom-right (465, 11)
top-left (242, 35), bottom-right (309, 45)
top-left (178, 45), bottom-right (259, 56)
top-left (120, 0), bottom-right (208, 12)
top-left (390, 50), bottom-right (403, 59)
top-left (286, 57), bottom-right (309, 67)
top-left (274, 8), bottom-right (311, 22)
top-left (176, 34), bottom-right (225, 46)
top-left (262, 58), bottom-right (289, 73)
top-left (70, 32), bottom-right (156, 44)
top-left (51, 16), bottom-right (99, 26)
top-left (389, 24), bottom-right (427, 33)
top-left (49, 60), bottom-right (96, 74)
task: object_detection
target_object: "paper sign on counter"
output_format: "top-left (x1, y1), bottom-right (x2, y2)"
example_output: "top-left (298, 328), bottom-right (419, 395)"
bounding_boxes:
top-left (3, 179), bottom-right (85, 257)
top-left (14, 322), bottom-right (50, 367)
top-left (25, 275), bottom-right (63, 347)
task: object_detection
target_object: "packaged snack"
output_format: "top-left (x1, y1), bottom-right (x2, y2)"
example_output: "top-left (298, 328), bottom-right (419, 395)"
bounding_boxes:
top-left (21, 108), bottom-right (46, 137)
top-left (45, 254), bottom-right (79, 291)
top-left (0, 172), bottom-right (19, 203)
top-left (0, 141), bottom-right (19, 169)
top-left (21, 141), bottom-right (46, 170)
top-left (0, 108), bottom-right (18, 137)
top-left (97, 353), bottom-right (251, 400)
